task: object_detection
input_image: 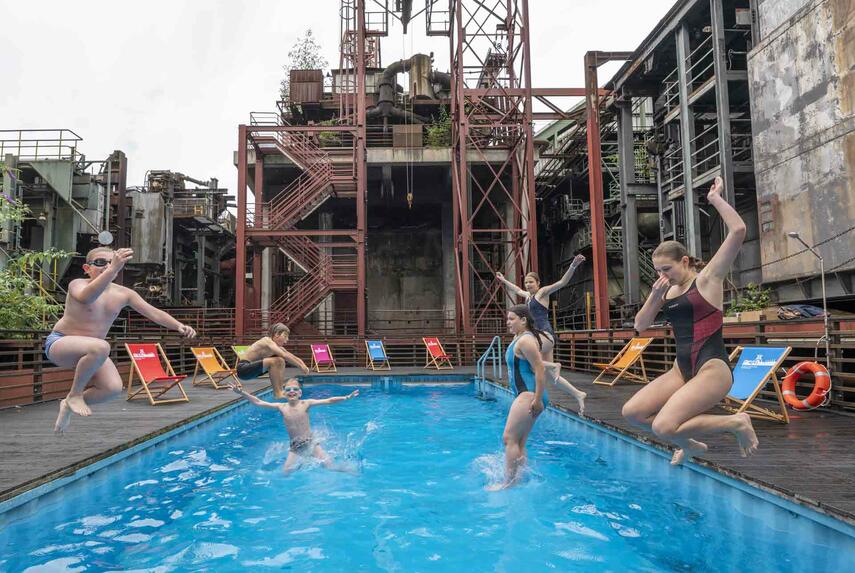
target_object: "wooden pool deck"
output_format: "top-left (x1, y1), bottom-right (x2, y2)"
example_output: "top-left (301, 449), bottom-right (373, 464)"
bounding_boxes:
top-left (1, 366), bottom-right (853, 528)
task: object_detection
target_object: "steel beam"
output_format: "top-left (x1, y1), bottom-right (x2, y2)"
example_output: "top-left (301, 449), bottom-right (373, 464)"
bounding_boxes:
top-left (253, 158), bottom-right (263, 310)
top-left (617, 100), bottom-right (640, 305)
top-left (585, 52), bottom-right (609, 330)
top-left (356, 0), bottom-right (367, 337)
top-left (235, 125), bottom-right (248, 336)
top-left (676, 23), bottom-right (701, 256)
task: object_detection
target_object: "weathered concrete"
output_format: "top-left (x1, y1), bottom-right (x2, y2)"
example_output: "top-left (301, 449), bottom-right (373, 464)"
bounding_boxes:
top-left (748, 0), bottom-right (855, 283)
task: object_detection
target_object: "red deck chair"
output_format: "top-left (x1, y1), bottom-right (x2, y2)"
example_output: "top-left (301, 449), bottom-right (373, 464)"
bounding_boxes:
top-left (423, 337), bottom-right (454, 370)
top-left (310, 344), bottom-right (337, 372)
top-left (125, 343), bottom-right (190, 405)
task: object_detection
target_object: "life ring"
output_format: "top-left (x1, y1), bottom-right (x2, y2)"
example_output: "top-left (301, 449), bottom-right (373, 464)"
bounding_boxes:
top-left (782, 361), bottom-right (831, 410)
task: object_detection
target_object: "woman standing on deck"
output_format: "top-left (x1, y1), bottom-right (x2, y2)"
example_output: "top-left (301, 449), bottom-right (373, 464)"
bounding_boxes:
top-left (496, 255), bottom-right (587, 414)
top-left (622, 176), bottom-right (758, 465)
top-left (489, 304), bottom-right (547, 490)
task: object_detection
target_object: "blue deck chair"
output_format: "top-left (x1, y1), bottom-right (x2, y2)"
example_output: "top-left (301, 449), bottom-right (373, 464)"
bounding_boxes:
top-left (723, 346), bottom-right (792, 423)
top-left (365, 340), bottom-right (391, 371)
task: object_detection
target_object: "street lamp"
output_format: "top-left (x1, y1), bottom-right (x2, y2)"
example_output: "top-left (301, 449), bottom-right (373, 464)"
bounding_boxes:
top-left (787, 231), bottom-right (831, 372)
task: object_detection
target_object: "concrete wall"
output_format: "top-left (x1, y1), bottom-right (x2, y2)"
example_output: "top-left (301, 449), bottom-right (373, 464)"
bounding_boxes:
top-left (748, 0), bottom-right (855, 282)
top-left (755, 0), bottom-right (812, 38)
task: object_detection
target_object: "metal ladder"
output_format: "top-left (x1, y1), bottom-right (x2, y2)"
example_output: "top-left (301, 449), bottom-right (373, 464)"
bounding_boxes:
top-left (476, 336), bottom-right (503, 382)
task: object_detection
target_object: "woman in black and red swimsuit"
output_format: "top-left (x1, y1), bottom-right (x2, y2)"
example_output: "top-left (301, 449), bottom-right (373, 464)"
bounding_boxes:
top-left (622, 176), bottom-right (759, 465)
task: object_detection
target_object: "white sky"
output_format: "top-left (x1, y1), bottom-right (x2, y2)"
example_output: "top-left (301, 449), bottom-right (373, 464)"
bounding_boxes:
top-left (1, 0), bottom-right (675, 197)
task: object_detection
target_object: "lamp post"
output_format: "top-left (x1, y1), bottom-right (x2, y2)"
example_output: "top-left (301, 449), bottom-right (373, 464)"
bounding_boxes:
top-left (787, 232), bottom-right (831, 372)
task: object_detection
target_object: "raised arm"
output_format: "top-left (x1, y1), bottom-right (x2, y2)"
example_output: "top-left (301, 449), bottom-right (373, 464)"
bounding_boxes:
top-left (634, 276), bottom-right (671, 332)
top-left (70, 248), bottom-right (133, 304)
top-left (700, 176), bottom-right (747, 281)
top-left (538, 254), bottom-right (586, 297)
top-left (307, 390), bottom-right (359, 407)
top-left (495, 272), bottom-right (529, 299)
top-left (127, 291), bottom-right (196, 338)
top-left (228, 381), bottom-right (280, 409)
top-left (517, 337), bottom-right (545, 416)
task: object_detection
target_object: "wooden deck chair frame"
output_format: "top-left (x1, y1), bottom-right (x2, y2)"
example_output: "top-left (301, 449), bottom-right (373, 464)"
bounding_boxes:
top-left (592, 337), bottom-right (653, 386)
top-left (190, 347), bottom-right (236, 389)
top-left (365, 340), bottom-right (391, 371)
top-left (125, 343), bottom-right (190, 406)
top-left (311, 344), bottom-right (337, 373)
top-left (423, 337), bottom-right (454, 370)
top-left (722, 345), bottom-right (791, 423)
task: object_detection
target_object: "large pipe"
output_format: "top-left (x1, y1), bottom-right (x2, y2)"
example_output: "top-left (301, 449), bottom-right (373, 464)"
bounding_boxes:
top-left (366, 56), bottom-right (429, 124)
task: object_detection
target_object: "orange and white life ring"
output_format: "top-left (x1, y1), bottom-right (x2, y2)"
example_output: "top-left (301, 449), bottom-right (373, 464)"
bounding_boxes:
top-left (782, 361), bottom-right (831, 410)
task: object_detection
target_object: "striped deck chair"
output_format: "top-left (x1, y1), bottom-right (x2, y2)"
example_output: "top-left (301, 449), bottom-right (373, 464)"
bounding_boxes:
top-left (365, 340), bottom-right (391, 371)
top-left (125, 343), bottom-right (189, 405)
top-left (190, 347), bottom-right (236, 389)
top-left (722, 346), bottom-right (791, 423)
top-left (311, 344), bottom-right (337, 373)
top-left (592, 337), bottom-right (653, 386)
top-left (423, 337), bottom-right (453, 370)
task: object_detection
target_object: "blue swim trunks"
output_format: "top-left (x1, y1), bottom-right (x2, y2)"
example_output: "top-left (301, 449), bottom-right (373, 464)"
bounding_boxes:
top-left (44, 331), bottom-right (65, 361)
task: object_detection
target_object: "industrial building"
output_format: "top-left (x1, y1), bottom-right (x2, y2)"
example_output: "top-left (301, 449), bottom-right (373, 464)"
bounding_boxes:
top-left (0, 130), bottom-right (236, 308)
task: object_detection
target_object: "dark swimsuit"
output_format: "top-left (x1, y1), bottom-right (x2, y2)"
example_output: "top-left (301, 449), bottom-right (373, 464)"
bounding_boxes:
top-left (527, 297), bottom-right (555, 340)
top-left (662, 279), bottom-right (731, 380)
top-left (290, 434), bottom-right (315, 454)
top-left (236, 359), bottom-right (265, 380)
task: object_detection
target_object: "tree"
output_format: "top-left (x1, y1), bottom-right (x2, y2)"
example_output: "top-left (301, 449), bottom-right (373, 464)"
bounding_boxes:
top-left (279, 29), bottom-right (329, 102)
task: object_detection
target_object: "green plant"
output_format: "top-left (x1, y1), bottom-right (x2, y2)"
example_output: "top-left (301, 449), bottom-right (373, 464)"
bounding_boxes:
top-left (0, 178), bottom-right (72, 335)
top-left (317, 119), bottom-right (341, 147)
top-left (279, 29), bottom-right (328, 102)
top-left (425, 106), bottom-right (452, 147)
top-left (726, 283), bottom-right (772, 316)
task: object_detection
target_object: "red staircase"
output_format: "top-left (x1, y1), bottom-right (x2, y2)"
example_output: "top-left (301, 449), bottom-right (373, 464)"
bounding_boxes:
top-left (253, 127), bottom-right (357, 327)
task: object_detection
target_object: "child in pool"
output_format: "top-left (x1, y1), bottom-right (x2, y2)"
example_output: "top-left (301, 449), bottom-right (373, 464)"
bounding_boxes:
top-left (229, 379), bottom-right (358, 473)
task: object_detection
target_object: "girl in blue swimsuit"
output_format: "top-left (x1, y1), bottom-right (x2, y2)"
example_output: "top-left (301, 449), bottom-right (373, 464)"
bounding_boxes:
top-left (623, 177), bottom-right (759, 465)
top-left (488, 304), bottom-right (548, 490)
top-left (496, 254), bottom-right (588, 414)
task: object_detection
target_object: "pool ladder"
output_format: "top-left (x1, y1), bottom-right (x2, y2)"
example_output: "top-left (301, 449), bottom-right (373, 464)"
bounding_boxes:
top-left (476, 336), bottom-right (503, 382)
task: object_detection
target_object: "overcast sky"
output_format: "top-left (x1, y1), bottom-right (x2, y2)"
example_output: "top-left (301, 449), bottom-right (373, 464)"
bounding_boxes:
top-left (1, 0), bottom-right (675, 197)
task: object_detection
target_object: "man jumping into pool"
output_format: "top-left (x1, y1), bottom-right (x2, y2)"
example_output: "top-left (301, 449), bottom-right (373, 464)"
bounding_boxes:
top-left (622, 176), bottom-right (759, 465)
top-left (48, 247), bottom-right (197, 433)
top-left (234, 323), bottom-right (310, 398)
top-left (228, 380), bottom-right (359, 474)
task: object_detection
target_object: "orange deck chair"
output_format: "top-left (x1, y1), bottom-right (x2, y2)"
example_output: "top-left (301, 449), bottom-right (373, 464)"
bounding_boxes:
top-left (310, 344), bottom-right (337, 372)
top-left (190, 347), bottom-right (236, 389)
top-left (592, 337), bottom-right (653, 386)
top-left (423, 337), bottom-right (454, 370)
top-left (365, 340), bottom-right (391, 370)
top-left (125, 343), bottom-right (190, 405)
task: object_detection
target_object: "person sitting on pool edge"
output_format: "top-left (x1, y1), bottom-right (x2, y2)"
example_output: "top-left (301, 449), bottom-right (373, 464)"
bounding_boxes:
top-left (228, 379), bottom-right (359, 474)
top-left (48, 247), bottom-right (197, 433)
top-left (235, 323), bottom-right (310, 398)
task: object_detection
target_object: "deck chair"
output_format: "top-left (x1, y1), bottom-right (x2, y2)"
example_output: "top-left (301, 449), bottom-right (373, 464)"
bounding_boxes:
top-left (231, 345), bottom-right (249, 369)
top-left (722, 346), bottom-right (791, 423)
top-left (310, 344), bottom-right (337, 372)
top-left (423, 337), bottom-right (454, 370)
top-left (365, 340), bottom-right (391, 370)
top-left (592, 337), bottom-right (653, 386)
top-left (190, 347), bottom-right (236, 389)
top-left (125, 343), bottom-right (189, 405)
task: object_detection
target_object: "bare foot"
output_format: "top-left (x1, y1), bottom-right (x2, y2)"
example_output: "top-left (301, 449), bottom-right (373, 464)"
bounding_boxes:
top-left (54, 399), bottom-right (73, 434)
top-left (732, 413), bottom-right (759, 457)
top-left (576, 391), bottom-right (587, 416)
top-left (670, 439), bottom-right (708, 465)
top-left (65, 394), bottom-right (91, 417)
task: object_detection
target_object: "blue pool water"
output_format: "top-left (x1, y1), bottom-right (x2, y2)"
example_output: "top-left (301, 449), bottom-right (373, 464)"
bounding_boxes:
top-left (1, 382), bottom-right (853, 572)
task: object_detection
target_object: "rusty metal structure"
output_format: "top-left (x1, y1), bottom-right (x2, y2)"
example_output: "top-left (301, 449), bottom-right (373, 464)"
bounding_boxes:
top-left (233, 0), bottom-right (590, 338)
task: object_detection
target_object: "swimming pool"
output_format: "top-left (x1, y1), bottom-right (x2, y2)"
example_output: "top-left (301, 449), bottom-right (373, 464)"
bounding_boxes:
top-left (1, 382), bottom-right (853, 572)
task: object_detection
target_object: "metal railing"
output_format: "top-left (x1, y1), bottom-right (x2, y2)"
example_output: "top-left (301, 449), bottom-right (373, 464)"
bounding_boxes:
top-left (0, 129), bottom-right (83, 162)
top-left (476, 335), bottom-right (504, 381)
